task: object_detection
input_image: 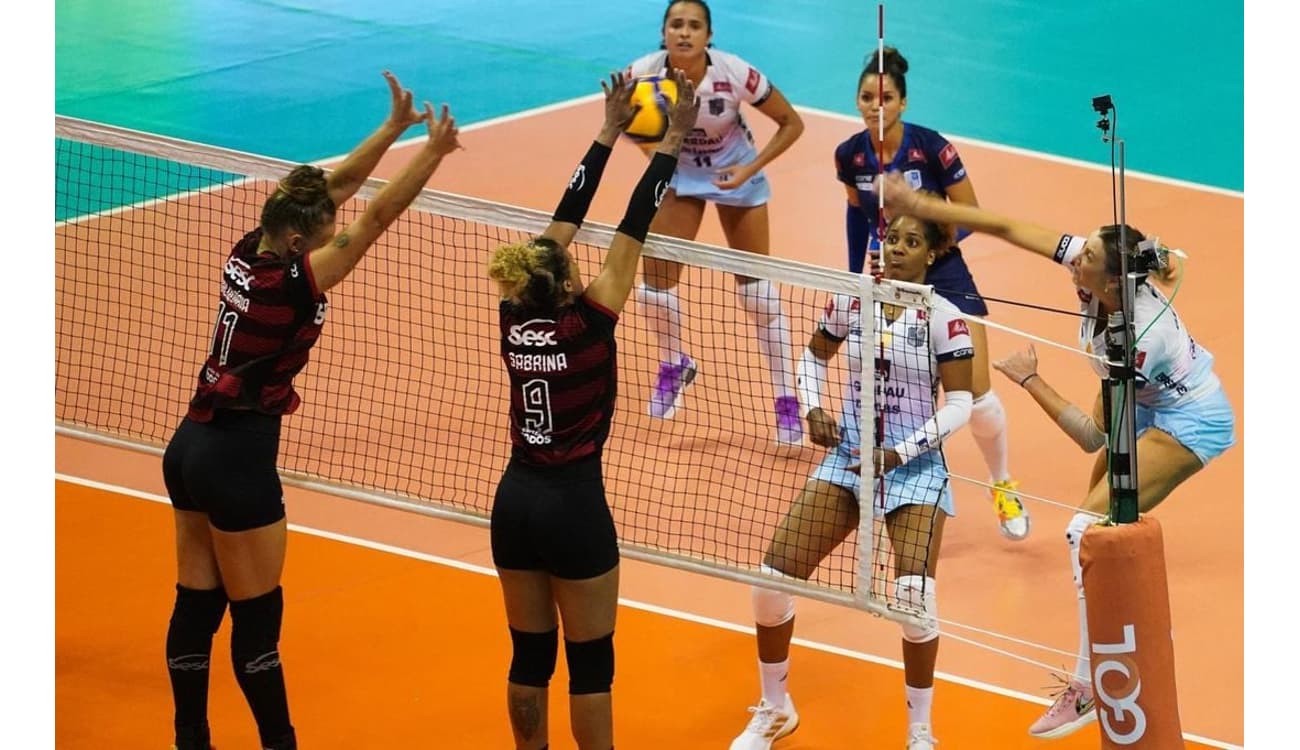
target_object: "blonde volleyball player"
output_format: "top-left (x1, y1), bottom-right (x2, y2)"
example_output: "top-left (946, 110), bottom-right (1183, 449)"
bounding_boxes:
top-left (487, 70), bottom-right (699, 750)
top-left (623, 0), bottom-right (806, 444)
top-left (883, 175), bottom-right (1235, 739)
top-left (730, 209), bottom-right (975, 750)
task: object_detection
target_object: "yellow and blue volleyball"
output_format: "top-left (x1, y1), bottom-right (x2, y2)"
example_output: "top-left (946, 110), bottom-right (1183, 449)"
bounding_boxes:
top-left (623, 75), bottom-right (679, 144)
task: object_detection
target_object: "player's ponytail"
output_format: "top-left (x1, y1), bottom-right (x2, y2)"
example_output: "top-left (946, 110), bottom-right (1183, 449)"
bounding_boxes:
top-left (262, 164), bottom-right (336, 237)
top-left (859, 45), bottom-right (909, 97)
top-left (488, 237), bottom-right (572, 311)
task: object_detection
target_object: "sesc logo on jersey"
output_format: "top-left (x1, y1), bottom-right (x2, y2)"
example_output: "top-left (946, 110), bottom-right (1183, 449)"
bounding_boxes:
top-left (508, 319), bottom-right (558, 347)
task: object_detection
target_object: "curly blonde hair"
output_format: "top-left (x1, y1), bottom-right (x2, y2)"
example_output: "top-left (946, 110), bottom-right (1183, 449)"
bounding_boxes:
top-left (487, 237), bottom-right (572, 309)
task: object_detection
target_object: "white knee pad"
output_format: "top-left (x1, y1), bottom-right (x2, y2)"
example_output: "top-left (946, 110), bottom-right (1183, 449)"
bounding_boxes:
top-left (969, 390), bottom-right (1007, 438)
top-left (1065, 512), bottom-right (1097, 594)
top-left (895, 575), bottom-right (939, 644)
top-left (736, 278), bottom-right (783, 327)
top-left (752, 563), bottom-right (796, 627)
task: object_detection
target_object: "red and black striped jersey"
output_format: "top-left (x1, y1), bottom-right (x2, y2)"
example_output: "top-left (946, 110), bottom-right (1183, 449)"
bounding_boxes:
top-left (187, 228), bottom-right (328, 421)
top-left (499, 294), bottom-right (618, 465)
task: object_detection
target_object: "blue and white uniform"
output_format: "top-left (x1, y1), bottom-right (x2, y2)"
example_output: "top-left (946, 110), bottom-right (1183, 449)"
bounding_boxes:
top-left (625, 49), bottom-right (773, 206)
top-left (1059, 234), bottom-right (1235, 464)
top-left (809, 292), bottom-right (975, 515)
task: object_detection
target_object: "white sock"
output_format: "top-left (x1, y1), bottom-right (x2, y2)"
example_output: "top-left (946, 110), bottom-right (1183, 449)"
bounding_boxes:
top-left (970, 390), bottom-right (1011, 481)
top-left (737, 279), bottom-right (795, 398)
top-left (905, 685), bottom-right (933, 726)
top-left (1066, 512), bottom-right (1094, 684)
top-left (759, 659), bottom-right (790, 709)
top-left (636, 283), bottom-right (684, 364)
top-left (1074, 595), bottom-right (1091, 684)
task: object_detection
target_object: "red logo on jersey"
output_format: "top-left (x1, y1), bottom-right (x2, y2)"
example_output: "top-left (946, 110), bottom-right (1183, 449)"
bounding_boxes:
top-left (823, 297), bottom-right (836, 318)
top-left (939, 143), bottom-right (959, 169)
top-left (908, 148), bottom-right (926, 163)
top-left (947, 319), bottom-right (970, 339)
top-left (916, 309), bottom-right (927, 321)
top-left (853, 152), bottom-right (866, 167)
top-left (713, 80), bottom-right (732, 93)
top-left (1135, 350), bottom-right (1147, 369)
top-left (745, 67), bottom-right (760, 94)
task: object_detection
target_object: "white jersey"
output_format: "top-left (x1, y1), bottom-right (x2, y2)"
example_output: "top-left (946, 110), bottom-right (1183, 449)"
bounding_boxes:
top-left (819, 293), bottom-right (975, 450)
top-left (1058, 234), bottom-right (1220, 409)
top-left (624, 49), bottom-right (772, 171)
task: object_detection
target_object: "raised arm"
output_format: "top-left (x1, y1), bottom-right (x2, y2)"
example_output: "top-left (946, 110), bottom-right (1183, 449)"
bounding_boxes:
top-left (584, 69), bottom-right (700, 315)
top-left (309, 102), bottom-right (461, 292)
top-left (538, 73), bottom-right (639, 249)
top-left (992, 345), bottom-right (1107, 453)
top-left (881, 172), bottom-right (1063, 260)
top-left (325, 71), bottom-right (429, 207)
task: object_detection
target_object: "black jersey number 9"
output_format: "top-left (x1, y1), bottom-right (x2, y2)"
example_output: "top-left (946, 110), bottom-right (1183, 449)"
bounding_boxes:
top-left (521, 379), bottom-right (554, 434)
top-left (209, 301), bottom-right (240, 367)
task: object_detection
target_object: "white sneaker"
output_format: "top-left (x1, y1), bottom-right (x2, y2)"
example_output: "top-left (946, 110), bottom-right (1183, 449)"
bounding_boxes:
top-left (906, 722), bottom-right (938, 749)
top-left (728, 696), bottom-right (800, 750)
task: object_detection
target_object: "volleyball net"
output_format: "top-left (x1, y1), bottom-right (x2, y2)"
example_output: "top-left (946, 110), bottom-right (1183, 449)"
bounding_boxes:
top-left (56, 115), bottom-right (977, 626)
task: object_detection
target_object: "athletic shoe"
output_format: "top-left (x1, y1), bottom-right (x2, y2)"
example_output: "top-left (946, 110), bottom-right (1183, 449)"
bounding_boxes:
top-left (906, 723), bottom-right (939, 749)
top-left (1028, 676), bottom-right (1096, 739)
top-left (992, 479), bottom-right (1031, 541)
top-left (728, 696), bottom-right (799, 750)
top-left (648, 355), bottom-right (698, 419)
top-left (774, 395), bottom-right (803, 446)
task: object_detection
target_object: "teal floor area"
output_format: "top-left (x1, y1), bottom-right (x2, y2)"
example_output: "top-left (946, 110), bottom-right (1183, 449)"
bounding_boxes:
top-left (55, 0), bottom-right (1242, 191)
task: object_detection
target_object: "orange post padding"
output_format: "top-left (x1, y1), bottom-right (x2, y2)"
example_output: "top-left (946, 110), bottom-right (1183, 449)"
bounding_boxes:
top-left (1080, 515), bottom-right (1184, 749)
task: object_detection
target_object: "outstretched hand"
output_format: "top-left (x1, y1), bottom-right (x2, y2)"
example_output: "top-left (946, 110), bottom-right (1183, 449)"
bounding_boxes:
top-left (601, 72), bottom-right (639, 133)
top-left (877, 171), bottom-right (920, 214)
top-left (383, 71), bottom-right (428, 131)
top-left (422, 102), bottom-right (462, 157)
top-left (664, 68), bottom-right (701, 137)
top-left (993, 344), bottom-right (1040, 387)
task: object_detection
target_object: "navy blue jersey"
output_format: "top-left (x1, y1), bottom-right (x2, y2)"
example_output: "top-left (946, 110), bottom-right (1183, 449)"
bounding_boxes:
top-left (499, 294), bottom-right (619, 465)
top-left (835, 123), bottom-right (968, 234)
top-left (188, 228), bottom-right (328, 422)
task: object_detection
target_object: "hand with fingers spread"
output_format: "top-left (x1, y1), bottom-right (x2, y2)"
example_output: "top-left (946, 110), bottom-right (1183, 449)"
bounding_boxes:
top-left (422, 102), bottom-right (462, 158)
top-left (660, 67), bottom-right (701, 145)
top-left (600, 71), bottom-right (640, 139)
top-left (382, 70), bottom-right (427, 132)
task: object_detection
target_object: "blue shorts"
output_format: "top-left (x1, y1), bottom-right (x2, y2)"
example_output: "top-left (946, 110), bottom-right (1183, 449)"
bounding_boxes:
top-left (808, 443), bottom-right (956, 517)
top-left (925, 248), bottom-right (988, 316)
top-left (670, 165), bottom-right (771, 207)
top-left (1136, 387), bottom-right (1235, 465)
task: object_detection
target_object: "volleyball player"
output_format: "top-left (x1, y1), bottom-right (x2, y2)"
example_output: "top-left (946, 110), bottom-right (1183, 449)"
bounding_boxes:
top-left (486, 70), bottom-right (699, 750)
top-left (624, 0), bottom-right (806, 445)
top-left (835, 46), bottom-right (1029, 540)
top-left (883, 175), bottom-right (1235, 738)
top-left (160, 72), bottom-right (461, 750)
top-left (730, 209), bottom-right (975, 750)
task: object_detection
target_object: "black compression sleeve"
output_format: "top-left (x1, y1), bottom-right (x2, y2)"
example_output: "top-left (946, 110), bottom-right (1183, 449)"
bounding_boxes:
top-left (551, 141), bottom-right (614, 226)
top-left (615, 152), bottom-right (679, 244)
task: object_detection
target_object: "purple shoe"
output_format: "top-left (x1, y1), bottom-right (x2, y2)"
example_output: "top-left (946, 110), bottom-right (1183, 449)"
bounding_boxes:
top-left (774, 395), bottom-right (803, 446)
top-left (648, 355), bottom-right (698, 419)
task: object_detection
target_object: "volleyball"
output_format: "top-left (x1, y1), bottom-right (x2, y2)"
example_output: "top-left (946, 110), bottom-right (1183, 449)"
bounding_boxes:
top-left (623, 75), bottom-right (679, 144)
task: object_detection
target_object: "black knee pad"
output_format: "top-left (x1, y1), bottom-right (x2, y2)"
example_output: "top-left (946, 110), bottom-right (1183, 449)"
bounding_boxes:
top-left (170, 584), bottom-right (229, 636)
top-left (565, 632), bottom-right (614, 695)
top-left (508, 627), bottom-right (558, 688)
top-left (229, 586), bottom-right (284, 672)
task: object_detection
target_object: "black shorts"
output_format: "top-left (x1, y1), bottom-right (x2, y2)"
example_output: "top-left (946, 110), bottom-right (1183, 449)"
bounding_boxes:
top-left (490, 454), bottom-right (619, 580)
top-left (926, 247), bottom-right (989, 317)
top-left (162, 410), bottom-right (286, 532)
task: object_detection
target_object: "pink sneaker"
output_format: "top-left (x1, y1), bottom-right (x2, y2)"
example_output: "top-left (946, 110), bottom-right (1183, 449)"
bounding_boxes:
top-left (1028, 677), bottom-right (1096, 739)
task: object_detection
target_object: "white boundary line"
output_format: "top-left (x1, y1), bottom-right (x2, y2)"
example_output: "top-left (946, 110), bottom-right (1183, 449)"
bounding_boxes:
top-left (334, 92), bottom-right (1242, 199)
top-left (53, 472), bottom-right (1242, 750)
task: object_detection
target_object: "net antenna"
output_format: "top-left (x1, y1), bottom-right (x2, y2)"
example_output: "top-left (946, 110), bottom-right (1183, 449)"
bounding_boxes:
top-left (1093, 94), bottom-right (1139, 525)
